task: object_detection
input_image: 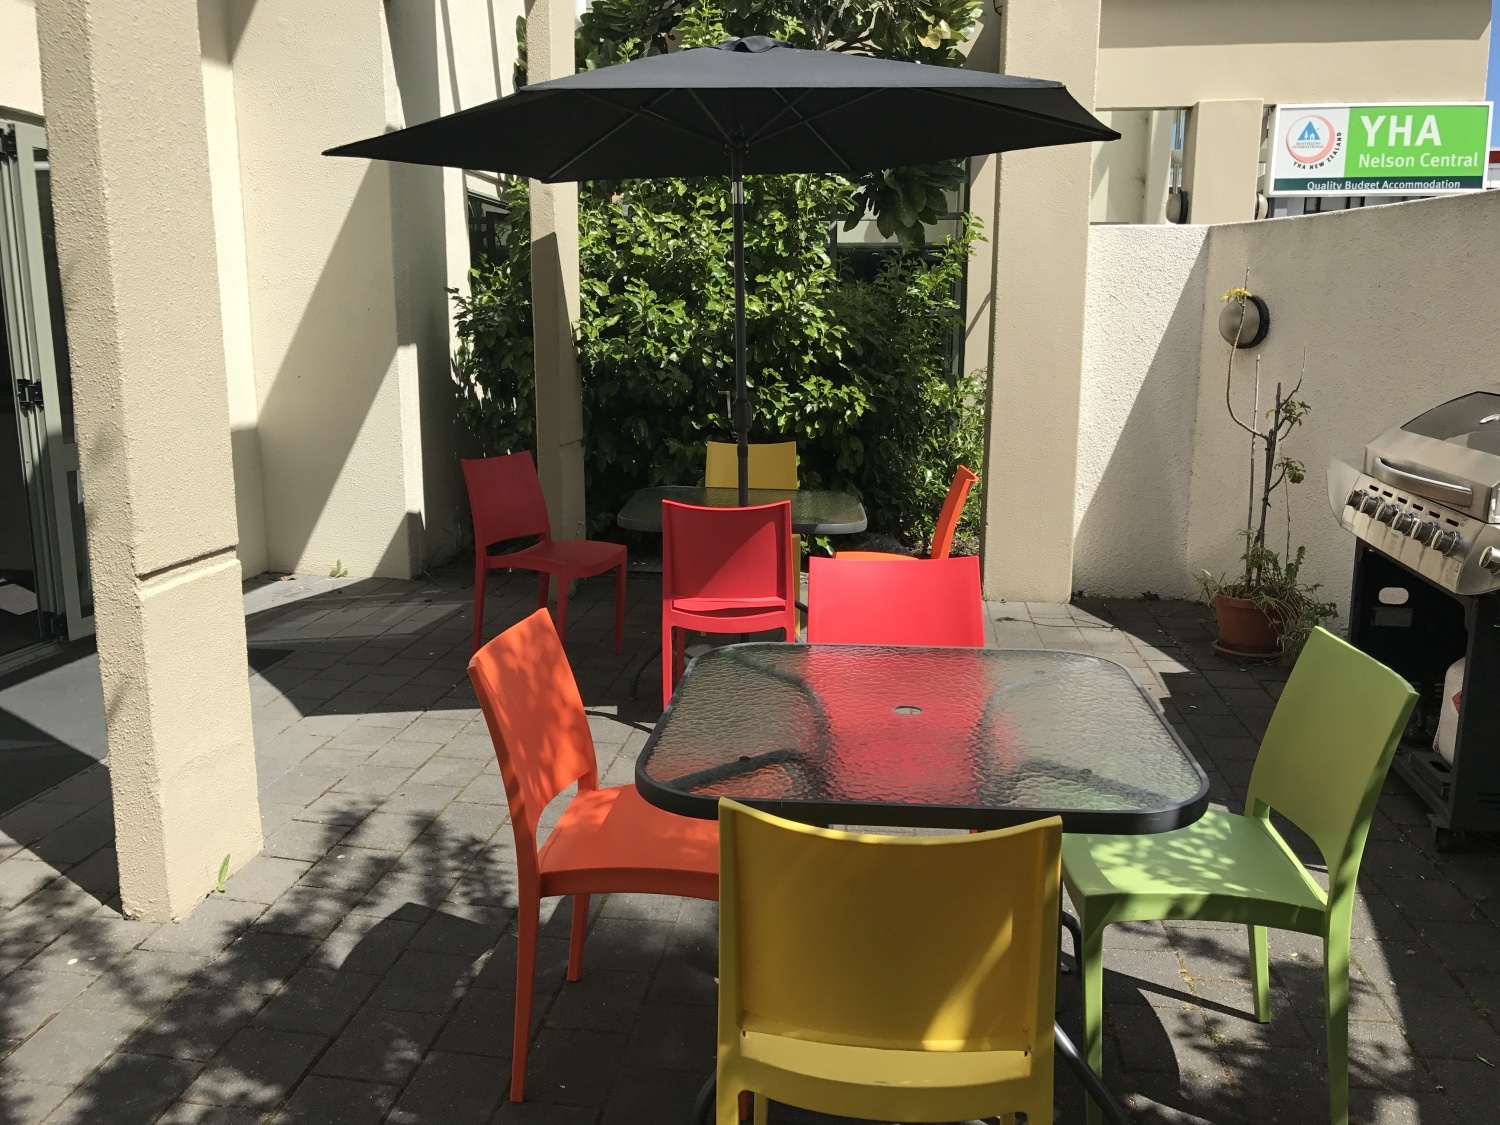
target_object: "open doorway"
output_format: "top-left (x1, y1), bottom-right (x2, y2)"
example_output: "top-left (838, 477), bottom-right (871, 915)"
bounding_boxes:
top-left (1, 114), bottom-right (93, 673)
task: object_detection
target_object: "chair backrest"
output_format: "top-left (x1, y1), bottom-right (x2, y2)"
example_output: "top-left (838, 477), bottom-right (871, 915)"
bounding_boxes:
top-left (1245, 627), bottom-right (1416, 896)
top-left (705, 441), bottom-right (799, 490)
top-left (462, 452), bottom-right (552, 549)
top-left (467, 608), bottom-right (598, 863)
top-left (930, 465), bottom-right (979, 560)
top-left (662, 500), bottom-right (794, 606)
top-left (719, 799), bottom-right (1061, 1053)
top-left (806, 555), bottom-right (985, 646)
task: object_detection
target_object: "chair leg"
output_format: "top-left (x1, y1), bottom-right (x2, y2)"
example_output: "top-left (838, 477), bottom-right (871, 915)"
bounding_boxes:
top-left (752, 1092), bottom-right (768, 1125)
top-left (1081, 913), bottom-right (1107, 1125)
top-left (1249, 924), bottom-right (1271, 1022)
top-left (1325, 906), bottom-right (1354, 1125)
top-left (537, 571), bottom-right (550, 610)
top-left (567, 893), bottom-right (590, 982)
top-left (510, 899), bottom-right (540, 1102)
top-left (715, 1081), bottom-right (741, 1125)
top-left (662, 622), bottom-right (674, 710)
top-left (613, 563), bottom-right (626, 654)
top-left (472, 558), bottom-right (487, 654)
top-left (556, 577), bottom-right (570, 645)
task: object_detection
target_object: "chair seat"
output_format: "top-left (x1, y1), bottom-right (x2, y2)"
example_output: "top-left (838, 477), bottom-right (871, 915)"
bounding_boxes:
top-left (738, 1028), bottom-right (1035, 1090)
top-left (538, 785), bottom-right (719, 900)
top-left (489, 539), bottom-right (625, 576)
top-left (1061, 808), bottom-right (1327, 928)
top-left (669, 595), bottom-right (789, 614)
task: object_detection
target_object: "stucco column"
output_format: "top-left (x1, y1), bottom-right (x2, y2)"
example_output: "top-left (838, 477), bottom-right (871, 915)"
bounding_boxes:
top-left (982, 0), bottom-right (1102, 600)
top-left (527, 0), bottom-right (587, 539)
top-left (1183, 99), bottom-right (1265, 225)
top-left (35, 0), bottom-right (262, 920)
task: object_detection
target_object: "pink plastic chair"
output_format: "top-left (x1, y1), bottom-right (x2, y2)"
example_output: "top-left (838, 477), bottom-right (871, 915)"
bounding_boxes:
top-left (661, 500), bottom-right (796, 707)
top-left (806, 554), bottom-right (985, 647)
top-left (462, 452), bottom-right (625, 653)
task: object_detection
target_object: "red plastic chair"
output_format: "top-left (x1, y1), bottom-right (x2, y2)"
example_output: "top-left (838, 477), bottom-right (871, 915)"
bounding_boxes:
top-left (806, 554), bottom-right (986, 646)
top-left (838, 464), bottom-right (979, 561)
top-left (661, 499), bottom-right (796, 708)
top-left (468, 608), bottom-right (718, 1102)
top-left (462, 452), bottom-right (625, 654)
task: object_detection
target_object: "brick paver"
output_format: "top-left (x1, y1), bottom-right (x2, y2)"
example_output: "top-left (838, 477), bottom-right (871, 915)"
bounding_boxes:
top-left (2, 569), bottom-right (1498, 1123)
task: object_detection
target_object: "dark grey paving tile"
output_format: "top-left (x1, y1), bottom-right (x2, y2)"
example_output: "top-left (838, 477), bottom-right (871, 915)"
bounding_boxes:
top-left (387, 1050), bottom-right (509, 1124)
top-left (179, 1026), bottom-right (328, 1110)
top-left (43, 1051), bottom-right (200, 1125)
top-left (253, 966), bottom-right (379, 1037)
top-left (272, 1075), bottom-right (398, 1124)
top-left (312, 1005), bottom-right (443, 1084)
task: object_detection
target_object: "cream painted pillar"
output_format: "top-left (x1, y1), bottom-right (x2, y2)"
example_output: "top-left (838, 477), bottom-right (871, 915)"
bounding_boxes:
top-left (35, 0), bottom-right (262, 921)
top-left (1183, 99), bottom-right (1264, 225)
top-left (527, 0), bottom-right (587, 539)
top-left (983, 0), bottom-right (1102, 600)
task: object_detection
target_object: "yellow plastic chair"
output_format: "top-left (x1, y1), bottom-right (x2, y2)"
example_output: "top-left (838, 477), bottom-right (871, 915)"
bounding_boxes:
top-left (704, 440), bottom-right (799, 491)
top-left (1061, 628), bottom-right (1417, 1125)
top-left (717, 799), bottom-right (1062, 1125)
top-left (706, 440), bottom-right (801, 609)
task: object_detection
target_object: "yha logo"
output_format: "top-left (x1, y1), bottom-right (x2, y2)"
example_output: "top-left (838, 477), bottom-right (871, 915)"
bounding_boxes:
top-left (1285, 114), bottom-right (1338, 164)
top-left (1357, 114), bottom-right (1443, 148)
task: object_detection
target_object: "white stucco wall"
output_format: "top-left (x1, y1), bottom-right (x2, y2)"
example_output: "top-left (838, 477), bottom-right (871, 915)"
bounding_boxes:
top-left (1075, 224), bottom-right (1207, 598)
top-left (0, 0), bottom-right (42, 115)
top-left (1184, 190), bottom-right (1500, 618)
top-left (198, 0), bottom-right (266, 578)
top-left (1076, 191), bottom-right (1500, 618)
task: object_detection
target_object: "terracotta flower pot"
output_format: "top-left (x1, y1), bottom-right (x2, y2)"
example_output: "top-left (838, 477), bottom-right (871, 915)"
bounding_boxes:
top-left (1210, 594), bottom-right (1283, 659)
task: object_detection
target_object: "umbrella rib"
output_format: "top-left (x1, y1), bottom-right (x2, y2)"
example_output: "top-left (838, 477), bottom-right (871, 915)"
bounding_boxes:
top-left (547, 90), bottom-right (724, 178)
top-left (741, 90), bottom-right (816, 145)
top-left (745, 89), bottom-right (880, 161)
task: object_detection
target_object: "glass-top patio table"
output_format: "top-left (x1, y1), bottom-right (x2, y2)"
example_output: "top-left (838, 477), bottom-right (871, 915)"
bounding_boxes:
top-left (642, 643), bottom-right (1207, 1125)
top-left (616, 486), bottom-right (867, 535)
top-left (637, 643), bottom-right (1210, 834)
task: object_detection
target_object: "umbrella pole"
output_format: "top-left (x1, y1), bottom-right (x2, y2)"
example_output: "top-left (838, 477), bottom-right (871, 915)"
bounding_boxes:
top-left (730, 147), bottom-right (750, 505)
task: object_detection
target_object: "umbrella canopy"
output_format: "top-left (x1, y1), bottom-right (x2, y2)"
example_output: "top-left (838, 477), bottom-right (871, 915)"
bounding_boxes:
top-left (327, 36), bottom-right (1117, 498)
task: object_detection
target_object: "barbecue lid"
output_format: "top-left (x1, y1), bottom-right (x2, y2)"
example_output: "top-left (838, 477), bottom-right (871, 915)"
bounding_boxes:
top-left (1364, 383), bottom-right (1500, 523)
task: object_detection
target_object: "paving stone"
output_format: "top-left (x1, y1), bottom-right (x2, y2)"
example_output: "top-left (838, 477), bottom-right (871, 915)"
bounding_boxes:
top-left (519, 1027), bottom-right (630, 1108)
top-left (272, 1075), bottom-right (399, 1123)
top-left (140, 897), bottom-right (265, 957)
top-left (179, 1026), bottom-right (328, 1110)
top-left (200, 931), bottom-right (319, 994)
top-left (386, 1050), bottom-right (510, 1124)
top-left (311, 1005), bottom-right (443, 1084)
top-left (2, 966), bottom-right (95, 1039)
top-left (367, 949), bottom-right (476, 1013)
top-left (127, 986), bottom-right (266, 1061)
top-left (0, 1080), bottom-right (72, 1124)
top-left (2, 1000), bottom-right (150, 1087)
top-left (42, 1051), bottom-right (200, 1124)
top-left (543, 969), bottom-right (652, 1033)
top-left (262, 819), bottom-right (343, 864)
top-left (253, 966), bottom-right (379, 1037)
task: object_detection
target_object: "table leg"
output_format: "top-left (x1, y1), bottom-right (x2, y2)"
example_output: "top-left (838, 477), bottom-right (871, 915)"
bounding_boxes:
top-left (692, 1074), bottom-right (714, 1125)
top-left (1055, 1021), bottom-right (1132, 1124)
top-left (629, 640), bottom-right (664, 701)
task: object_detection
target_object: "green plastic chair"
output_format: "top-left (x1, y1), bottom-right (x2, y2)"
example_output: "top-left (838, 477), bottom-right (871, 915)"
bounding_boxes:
top-left (1060, 627), bottom-right (1416, 1125)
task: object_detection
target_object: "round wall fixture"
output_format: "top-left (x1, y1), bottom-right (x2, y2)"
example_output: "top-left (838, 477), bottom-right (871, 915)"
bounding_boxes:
top-left (1166, 188), bottom-right (1190, 224)
top-left (1218, 293), bottom-right (1269, 348)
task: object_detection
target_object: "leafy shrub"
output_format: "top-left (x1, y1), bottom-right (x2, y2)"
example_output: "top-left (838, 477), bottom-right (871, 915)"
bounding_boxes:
top-left (452, 176), bottom-right (982, 548)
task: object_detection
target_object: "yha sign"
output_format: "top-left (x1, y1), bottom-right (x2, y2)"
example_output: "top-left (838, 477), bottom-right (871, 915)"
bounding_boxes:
top-left (1268, 102), bottom-right (1492, 196)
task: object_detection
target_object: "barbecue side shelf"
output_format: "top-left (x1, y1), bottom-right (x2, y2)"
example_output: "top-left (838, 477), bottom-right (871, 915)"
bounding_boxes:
top-left (1348, 543), bottom-right (1500, 848)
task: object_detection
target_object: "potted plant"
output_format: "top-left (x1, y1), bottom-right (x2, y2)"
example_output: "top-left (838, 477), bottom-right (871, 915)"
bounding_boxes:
top-left (1198, 286), bottom-right (1336, 661)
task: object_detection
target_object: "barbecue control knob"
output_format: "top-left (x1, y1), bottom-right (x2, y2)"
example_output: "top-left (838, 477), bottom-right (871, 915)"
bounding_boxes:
top-left (1360, 494), bottom-right (1384, 516)
top-left (1480, 546), bottom-right (1500, 574)
top-left (1346, 489), bottom-right (1366, 509)
top-left (1393, 512), bottom-right (1419, 534)
top-left (1431, 529), bottom-right (1464, 555)
top-left (1376, 503), bottom-right (1399, 525)
top-left (1413, 521), bottom-right (1439, 545)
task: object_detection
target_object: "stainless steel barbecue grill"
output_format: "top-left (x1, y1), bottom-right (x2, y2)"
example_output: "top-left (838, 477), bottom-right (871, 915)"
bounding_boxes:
top-left (1329, 387), bottom-right (1500, 848)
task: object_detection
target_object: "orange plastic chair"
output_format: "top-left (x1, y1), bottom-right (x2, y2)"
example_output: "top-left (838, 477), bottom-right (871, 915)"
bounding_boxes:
top-left (468, 608), bottom-right (718, 1102)
top-left (462, 452), bottom-right (626, 653)
top-left (661, 500), bottom-right (796, 708)
top-left (806, 554), bottom-right (985, 647)
top-left (838, 464), bottom-right (978, 561)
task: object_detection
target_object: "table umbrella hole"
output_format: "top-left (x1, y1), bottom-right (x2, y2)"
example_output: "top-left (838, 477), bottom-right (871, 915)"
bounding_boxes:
top-left (894, 705), bottom-right (923, 716)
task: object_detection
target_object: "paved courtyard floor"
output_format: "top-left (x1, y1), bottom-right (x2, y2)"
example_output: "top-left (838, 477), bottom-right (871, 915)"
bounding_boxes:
top-left (2, 567), bottom-right (1499, 1124)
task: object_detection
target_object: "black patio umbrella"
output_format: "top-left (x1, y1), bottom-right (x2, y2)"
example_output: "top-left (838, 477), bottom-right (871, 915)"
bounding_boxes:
top-left (326, 35), bottom-right (1117, 501)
